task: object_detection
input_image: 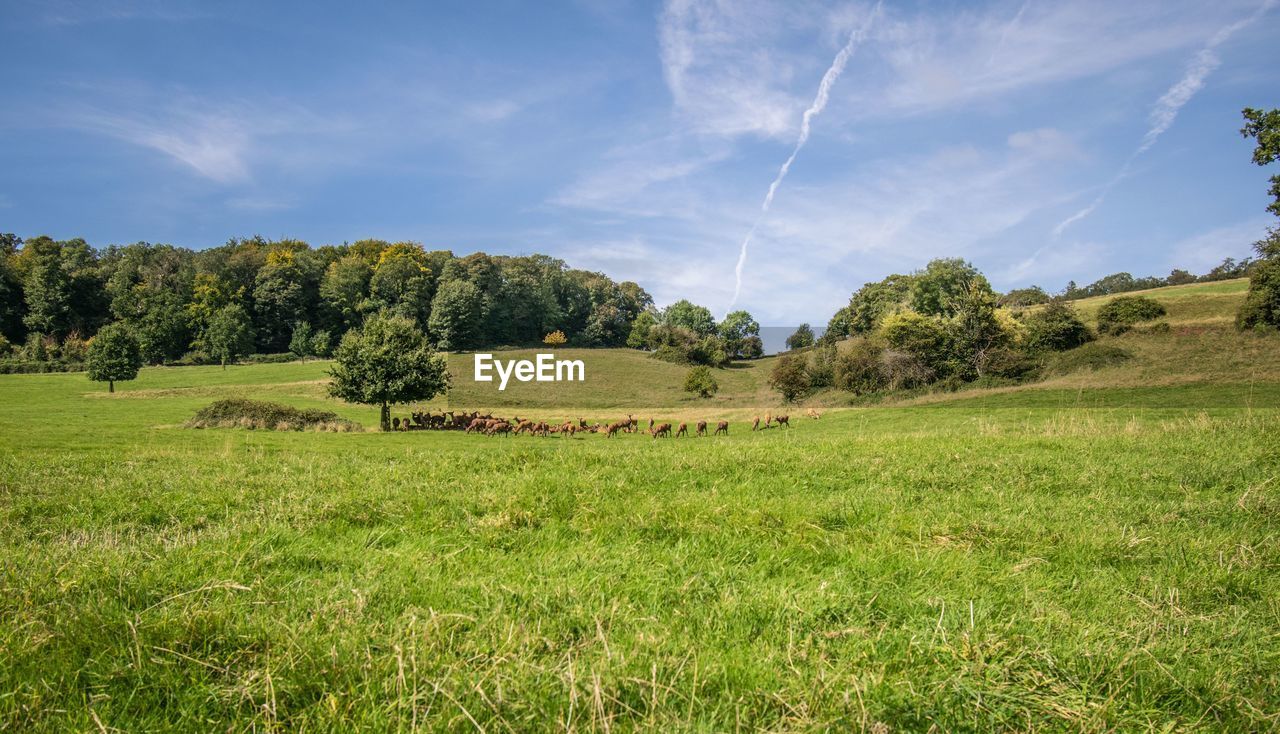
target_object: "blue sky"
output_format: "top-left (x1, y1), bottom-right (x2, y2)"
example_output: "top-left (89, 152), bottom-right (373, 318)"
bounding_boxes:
top-left (1, 0), bottom-right (1277, 324)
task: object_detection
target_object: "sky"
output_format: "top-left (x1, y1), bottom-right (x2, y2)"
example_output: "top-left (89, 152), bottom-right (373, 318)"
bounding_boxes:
top-left (1, 0), bottom-right (1278, 325)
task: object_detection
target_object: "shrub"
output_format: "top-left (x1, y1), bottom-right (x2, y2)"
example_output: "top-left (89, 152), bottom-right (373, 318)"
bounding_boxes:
top-left (978, 346), bottom-right (1041, 381)
top-left (543, 330), bottom-right (568, 346)
top-left (833, 339), bottom-right (888, 395)
top-left (1096, 296), bottom-right (1166, 335)
top-left (1046, 343), bottom-right (1134, 375)
top-left (172, 350), bottom-right (216, 366)
top-left (879, 311), bottom-right (951, 377)
top-left (187, 399), bottom-right (361, 431)
top-left (1236, 236), bottom-right (1280, 330)
top-left (768, 354), bottom-right (811, 402)
top-left (1023, 302), bottom-right (1092, 352)
top-left (683, 365), bottom-right (719, 398)
top-left (0, 360), bottom-right (83, 374)
top-left (805, 344), bottom-right (837, 388)
top-left (878, 350), bottom-right (935, 390)
top-left (739, 335), bottom-right (764, 359)
top-left (243, 353), bottom-right (296, 364)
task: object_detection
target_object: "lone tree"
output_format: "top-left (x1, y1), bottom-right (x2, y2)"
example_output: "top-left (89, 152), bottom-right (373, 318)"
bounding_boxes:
top-left (543, 329), bottom-right (568, 346)
top-left (86, 323), bottom-right (142, 392)
top-left (328, 313), bottom-right (450, 431)
top-left (683, 365), bottom-right (719, 398)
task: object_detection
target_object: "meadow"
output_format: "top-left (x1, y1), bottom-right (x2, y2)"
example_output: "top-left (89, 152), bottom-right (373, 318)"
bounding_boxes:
top-left (2, 279), bottom-right (1279, 732)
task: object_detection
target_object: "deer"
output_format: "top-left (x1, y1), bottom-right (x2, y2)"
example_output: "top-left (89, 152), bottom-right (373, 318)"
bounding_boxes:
top-left (675, 422), bottom-right (688, 438)
top-left (775, 414), bottom-right (790, 429)
top-left (696, 420), bottom-right (707, 437)
top-left (751, 415), bottom-right (760, 431)
top-left (806, 408), bottom-right (821, 420)
top-left (650, 423), bottom-right (672, 439)
top-left (714, 421), bottom-right (729, 436)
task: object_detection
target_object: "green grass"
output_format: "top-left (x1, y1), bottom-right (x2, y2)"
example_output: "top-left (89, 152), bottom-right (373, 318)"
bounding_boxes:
top-left (1049, 278), bottom-right (1250, 327)
top-left (3, 278), bottom-right (1279, 731)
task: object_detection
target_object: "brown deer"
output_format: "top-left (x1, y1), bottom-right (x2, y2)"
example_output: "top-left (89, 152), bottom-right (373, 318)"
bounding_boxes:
top-left (751, 415), bottom-right (760, 431)
top-left (806, 408), bottom-right (821, 420)
top-left (650, 423), bottom-right (672, 439)
top-left (696, 420), bottom-right (707, 437)
top-left (675, 422), bottom-right (688, 438)
top-left (604, 422), bottom-right (624, 438)
top-left (775, 414), bottom-right (790, 428)
top-left (764, 412), bottom-right (773, 428)
top-left (714, 420), bottom-right (729, 436)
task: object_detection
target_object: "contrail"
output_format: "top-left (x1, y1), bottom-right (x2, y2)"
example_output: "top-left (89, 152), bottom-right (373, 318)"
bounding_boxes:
top-left (1051, 0), bottom-right (1275, 239)
top-left (728, 1), bottom-right (881, 310)
top-left (987, 0), bottom-right (1031, 68)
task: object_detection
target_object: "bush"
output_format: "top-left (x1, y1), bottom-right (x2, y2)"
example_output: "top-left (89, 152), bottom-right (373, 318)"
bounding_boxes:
top-left (768, 354), bottom-right (811, 402)
top-left (1023, 302), bottom-right (1092, 352)
top-left (878, 350), bottom-right (934, 390)
top-left (243, 353), bottom-right (296, 364)
top-left (879, 311), bottom-right (952, 377)
top-left (172, 350), bottom-right (217, 366)
top-left (683, 365), bottom-right (719, 398)
top-left (1096, 296), bottom-right (1166, 335)
top-left (1237, 253), bottom-right (1280, 330)
top-left (833, 339), bottom-right (888, 395)
top-left (0, 360), bottom-right (84, 374)
top-left (805, 344), bottom-right (837, 388)
top-left (1046, 343), bottom-right (1134, 375)
top-left (187, 399), bottom-right (361, 432)
top-left (543, 330), bottom-right (568, 346)
top-left (978, 346), bottom-right (1041, 381)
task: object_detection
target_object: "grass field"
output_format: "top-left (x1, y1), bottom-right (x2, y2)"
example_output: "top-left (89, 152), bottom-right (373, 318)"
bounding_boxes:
top-left (3, 279), bottom-right (1280, 731)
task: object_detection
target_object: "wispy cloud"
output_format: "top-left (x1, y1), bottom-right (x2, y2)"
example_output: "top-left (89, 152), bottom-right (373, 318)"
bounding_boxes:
top-left (1167, 216), bottom-right (1272, 272)
top-left (729, 1), bottom-right (881, 310)
top-left (1052, 0), bottom-right (1275, 237)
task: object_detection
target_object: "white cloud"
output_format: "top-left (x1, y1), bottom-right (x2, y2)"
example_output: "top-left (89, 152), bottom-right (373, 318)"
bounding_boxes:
top-left (1167, 217), bottom-right (1272, 272)
top-left (856, 0), bottom-right (1261, 118)
top-left (658, 0), bottom-right (861, 139)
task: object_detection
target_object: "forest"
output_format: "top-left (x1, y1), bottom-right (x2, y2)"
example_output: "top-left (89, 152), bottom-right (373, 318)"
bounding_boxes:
top-left (0, 235), bottom-right (656, 370)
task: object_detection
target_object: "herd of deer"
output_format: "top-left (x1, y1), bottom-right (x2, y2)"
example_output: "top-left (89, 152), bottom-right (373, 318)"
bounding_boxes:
top-left (389, 408), bottom-right (822, 438)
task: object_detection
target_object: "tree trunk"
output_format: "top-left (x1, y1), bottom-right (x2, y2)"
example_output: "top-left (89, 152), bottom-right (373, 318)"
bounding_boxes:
top-left (222, 357), bottom-right (227, 370)
top-left (108, 380), bottom-right (114, 393)
top-left (380, 403), bottom-right (391, 432)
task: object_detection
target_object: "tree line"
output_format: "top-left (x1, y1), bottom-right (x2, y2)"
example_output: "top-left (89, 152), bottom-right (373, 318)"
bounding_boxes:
top-left (0, 236), bottom-right (658, 370)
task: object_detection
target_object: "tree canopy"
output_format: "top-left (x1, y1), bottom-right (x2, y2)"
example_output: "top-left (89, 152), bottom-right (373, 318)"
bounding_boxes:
top-left (328, 313), bottom-right (450, 431)
top-left (85, 323), bottom-right (142, 392)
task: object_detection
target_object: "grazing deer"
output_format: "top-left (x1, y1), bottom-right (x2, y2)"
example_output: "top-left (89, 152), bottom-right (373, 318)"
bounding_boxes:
top-left (751, 415), bottom-right (760, 431)
top-left (806, 408), bottom-right (821, 420)
top-left (605, 422), bottom-right (624, 438)
top-left (650, 423), bottom-right (672, 439)
top-left (675, 422), bottom-right (688, 438)
top-left (764, 412), bottom-right (773, 428)
top-left (696, 420), bottom-right (707, 437)
top-left (648, 417), bottom-right (655, 432)
top-left (775, 414), bottom-right (790, 428)
top-left (486, 423), bottom-right (511, 437)
top-left (714, 420), bottom-right (729, 436)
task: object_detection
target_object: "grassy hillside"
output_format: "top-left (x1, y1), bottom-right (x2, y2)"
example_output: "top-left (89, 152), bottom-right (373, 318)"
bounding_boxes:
top-left (1041, 277), bottom-right (1250, 328)
top-left (2, 276), bottom-right (1279, 731)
